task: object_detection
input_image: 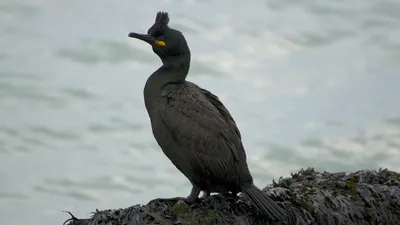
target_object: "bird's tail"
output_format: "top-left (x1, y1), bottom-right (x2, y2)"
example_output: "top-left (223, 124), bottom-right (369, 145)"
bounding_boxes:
top-left (241, 184), bottom-right (287, 221)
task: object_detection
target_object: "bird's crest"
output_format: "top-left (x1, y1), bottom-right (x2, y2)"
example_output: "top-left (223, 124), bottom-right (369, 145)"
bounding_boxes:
top-left (148, 11), bottom-right (170, 37)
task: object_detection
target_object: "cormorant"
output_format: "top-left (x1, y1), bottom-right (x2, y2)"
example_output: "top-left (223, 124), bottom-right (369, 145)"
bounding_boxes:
top-left (128, 11), bottom-right (287, 221)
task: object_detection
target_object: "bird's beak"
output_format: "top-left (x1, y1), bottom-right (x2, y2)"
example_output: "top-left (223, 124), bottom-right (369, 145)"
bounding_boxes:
top-left (128, 32), bottom-right (156, 45)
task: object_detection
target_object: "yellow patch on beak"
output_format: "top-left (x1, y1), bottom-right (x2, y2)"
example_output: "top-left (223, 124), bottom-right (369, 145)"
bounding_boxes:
top-left (155, 40), bottom-right (166, 46)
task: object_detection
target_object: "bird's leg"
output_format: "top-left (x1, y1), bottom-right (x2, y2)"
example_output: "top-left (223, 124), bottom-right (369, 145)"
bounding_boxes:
top-left (184, 185), bottom-right (201, 204)
top-left (148, 185), bottom-right (201, 205)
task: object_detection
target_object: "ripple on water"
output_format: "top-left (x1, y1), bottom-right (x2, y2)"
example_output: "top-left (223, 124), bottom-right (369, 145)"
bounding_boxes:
top-left (33, 186), bottom-right (97, 201)
top-left (369, 1), bottom-right (400, 20)
top-left (262, 144), bottom-right (297, 163)
top-left (264, 143), bottom-right (380, 173)
top-left (387, 141), bottom-right (400, 149)
top-left (129, 141), bottom-right (152, 151)
top-left (362, 17), bottom-right (399, 30)
top-left (60, 87), bottom-right (99, 101)
top-left (168, 15), bottom-right (211, 35)
top-left (189, 59), bottom-right (223, 77)
top-left (87, 124), bottom-right (114, 134)
top-left (325, 120), bottom-right (344, 127)
top-left (261, 117), bottom-right (400, 172)
top-left (0, 3), bottom-right (40, 17)
top-left (385, 117), bottom-right (400, 127)
top-left (0, 71), bottom-right (43, 82)
top-left (0, 83), bottom-right (65, 106)
top-left (284, 30), bottom-right (350, 48)
top-left (0, 126), bottom-right (20, 137)
top-left (28, 126), bottom-right (79, 141)
top-left (0, 145), bottom-right (10, 154)
top-left (42, 176), bottom-right (143, 194)
top-left (54, 39), bottom-right (156, 65)
top-left (173, 12), bottom-right (218, 32)
top-left (0, 192), bottom-right (29, 200)
top-left (170, 23), bottom-right (199, 35)
top-left (124, 173), bottom-right (184, 189)
top-left (87, 117), bottom-right (144, 135)
top-left (0, 53), bottom-right (7, 60)
top-left (120, 162), bottom-right (155, 171)
top-left (109, 116), bottom-right (144, 131)
top-left (307, 2), bottom-right (363, 18)
top-left (0, 125), bottom-right (55, 154)
top-left (20, 136), bottom-right (46, 147)
top-left (14, 145), bottom-right (31, 153)
top-left (300, 138), bottom-right (324, 148)
top-left (351, 136), bottom-right (368, 145)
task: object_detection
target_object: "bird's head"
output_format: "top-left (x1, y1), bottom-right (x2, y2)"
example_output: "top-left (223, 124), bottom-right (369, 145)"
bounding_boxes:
top-left (128, 12), bottom-right (190, 62)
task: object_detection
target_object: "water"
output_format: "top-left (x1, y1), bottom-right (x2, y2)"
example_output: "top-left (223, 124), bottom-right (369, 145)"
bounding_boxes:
top-left (0, 0), bottom-right (399, 224)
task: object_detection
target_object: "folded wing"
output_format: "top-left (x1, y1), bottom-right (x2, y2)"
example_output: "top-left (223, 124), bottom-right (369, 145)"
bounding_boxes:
top-left (159, 82), bottom-right (246, 185)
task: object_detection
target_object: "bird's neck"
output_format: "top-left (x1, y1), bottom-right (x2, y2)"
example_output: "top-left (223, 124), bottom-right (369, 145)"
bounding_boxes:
top-left (143, 52), bottom-right (191, 112)
top-left (160, 52), bottom-right (191, 81)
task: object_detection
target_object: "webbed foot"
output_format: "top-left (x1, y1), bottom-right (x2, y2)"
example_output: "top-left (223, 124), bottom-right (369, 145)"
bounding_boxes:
top-left (148, 185), bottom-right (202, 205)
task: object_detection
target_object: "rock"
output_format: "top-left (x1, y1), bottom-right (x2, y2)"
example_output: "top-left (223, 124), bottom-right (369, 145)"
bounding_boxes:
top-left (62, 168), bottom-right (400, 225)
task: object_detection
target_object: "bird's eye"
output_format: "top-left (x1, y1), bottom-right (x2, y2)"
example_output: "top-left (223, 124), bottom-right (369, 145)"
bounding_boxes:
top-left (155, 40), bottom-right (166, 46)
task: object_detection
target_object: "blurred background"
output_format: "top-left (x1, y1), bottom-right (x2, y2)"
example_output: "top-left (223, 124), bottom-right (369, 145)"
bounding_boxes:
top-left (1, 0), bottom-right (399, 224)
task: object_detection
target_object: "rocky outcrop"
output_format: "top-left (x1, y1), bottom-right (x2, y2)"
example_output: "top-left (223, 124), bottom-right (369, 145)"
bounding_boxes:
top-left (63, 168), bottom-right (400, 225)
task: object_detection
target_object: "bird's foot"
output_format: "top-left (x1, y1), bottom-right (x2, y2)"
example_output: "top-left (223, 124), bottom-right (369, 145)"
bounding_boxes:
top-left (149, 185), bottom-right (203, 205)
top-left (200, 191), bottom-right (210, 200)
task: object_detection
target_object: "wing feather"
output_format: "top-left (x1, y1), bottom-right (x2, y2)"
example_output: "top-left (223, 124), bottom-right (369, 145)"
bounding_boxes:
top-left (159, 82), bottom-right (242, 184)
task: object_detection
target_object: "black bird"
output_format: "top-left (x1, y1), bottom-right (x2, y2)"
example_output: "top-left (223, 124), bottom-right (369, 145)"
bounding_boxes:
top-left (128, 12), bottom-right (287, 221)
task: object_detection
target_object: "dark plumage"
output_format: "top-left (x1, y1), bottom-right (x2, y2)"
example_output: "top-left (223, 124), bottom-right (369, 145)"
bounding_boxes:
top-left (128, 11), bottom-right (288, 221)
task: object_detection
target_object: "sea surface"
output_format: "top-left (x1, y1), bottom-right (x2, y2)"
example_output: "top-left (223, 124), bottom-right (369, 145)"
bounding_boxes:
top-left (0, 0), bottom-right (399, 224)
